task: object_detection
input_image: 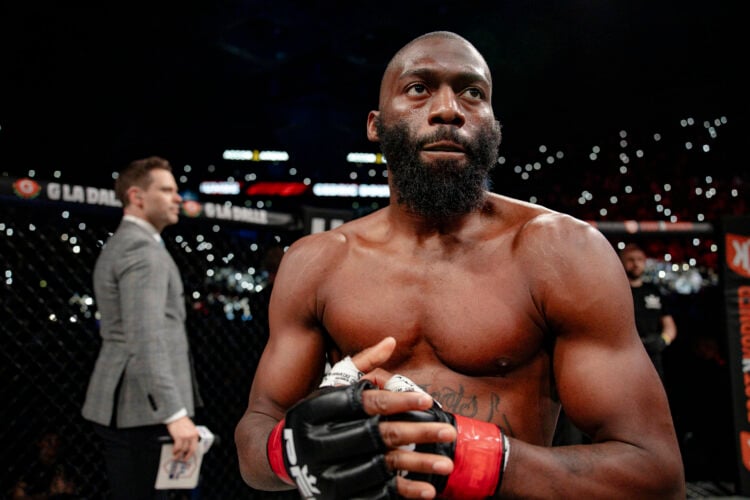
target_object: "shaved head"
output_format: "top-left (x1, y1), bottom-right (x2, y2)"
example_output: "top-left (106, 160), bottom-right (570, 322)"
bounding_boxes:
top-left (368, 31), bottom-right (501, 219)
top-left (379, 31), bottom-right (493, 109)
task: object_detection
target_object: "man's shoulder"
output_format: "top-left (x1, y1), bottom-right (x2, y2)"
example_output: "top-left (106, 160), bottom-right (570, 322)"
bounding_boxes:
top-left (489, 195), bottom-right (621, 281)
top-left (294, 209), bottom-right (384, 246)
top-left (281, 210), bottom-right (385, 269)
top-left (104, 223), bottom-right (151, 247)
top-left (283, 225), bottom-right (351, 264)
top-left (96, 221), bottom-right (158, 265)
top-left (489, 194), bottom-right (595, 244)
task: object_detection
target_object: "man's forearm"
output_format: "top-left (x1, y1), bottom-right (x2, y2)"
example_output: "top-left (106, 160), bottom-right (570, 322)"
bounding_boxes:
top-left (235, 413), bottom-right (295, 491)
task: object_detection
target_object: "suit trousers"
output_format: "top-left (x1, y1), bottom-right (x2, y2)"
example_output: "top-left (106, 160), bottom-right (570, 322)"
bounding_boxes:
top-left (93, 422), bottom-right (170, 500)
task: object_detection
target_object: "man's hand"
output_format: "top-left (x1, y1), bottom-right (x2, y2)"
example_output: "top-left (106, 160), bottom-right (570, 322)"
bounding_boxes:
top-left (268, 380), bottom-right (455, 499)
top-left (320, 337), bottom-right (398, 388)
top-left (379, 374), bottom-right (509, 500)
top-left (268, 335), bottom-right (459, 499)
top-left (167, 415), bottom-right (200, 461)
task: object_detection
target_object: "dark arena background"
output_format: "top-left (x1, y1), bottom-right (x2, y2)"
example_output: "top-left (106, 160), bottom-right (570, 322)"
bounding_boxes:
top-left (1, 2), bottom-right (748, 499)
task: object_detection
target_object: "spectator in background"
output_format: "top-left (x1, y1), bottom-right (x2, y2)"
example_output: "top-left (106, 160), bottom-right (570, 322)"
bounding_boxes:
top-left (81, 156), bottom-right (202, 500)
top-left (619, 243), bottom-right (678, 381)
top-left (11, 430), bottom-right (78, 500)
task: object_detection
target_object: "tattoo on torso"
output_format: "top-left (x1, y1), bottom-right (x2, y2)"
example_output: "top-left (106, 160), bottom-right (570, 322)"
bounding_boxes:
top-left (425, 384), bottom-right (513, 435)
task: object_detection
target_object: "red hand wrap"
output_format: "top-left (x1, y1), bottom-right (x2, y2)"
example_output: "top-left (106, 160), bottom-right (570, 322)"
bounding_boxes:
top-left (267, 419), bottom-right (293, 485)
top-left (440, 414), bottom-right (505, 500)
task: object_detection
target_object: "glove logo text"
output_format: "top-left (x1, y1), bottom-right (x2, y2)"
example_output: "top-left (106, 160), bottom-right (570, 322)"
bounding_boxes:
top-left (283, 429), bottom-right (320, 499)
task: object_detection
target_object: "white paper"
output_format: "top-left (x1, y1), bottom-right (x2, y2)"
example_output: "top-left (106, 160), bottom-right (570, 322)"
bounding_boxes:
top-left (155, 426), bottom-right (215, 490)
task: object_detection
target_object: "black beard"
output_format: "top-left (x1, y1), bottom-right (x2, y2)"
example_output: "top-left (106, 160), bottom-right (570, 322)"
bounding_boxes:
top-left (377, 118), bottom-right (501, 219)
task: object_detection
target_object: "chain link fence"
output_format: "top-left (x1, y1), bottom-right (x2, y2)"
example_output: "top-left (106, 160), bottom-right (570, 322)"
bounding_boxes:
top-left (1, 195), bottom-right (739, 498)
top-left (1, 199), bottom-right (301, 499)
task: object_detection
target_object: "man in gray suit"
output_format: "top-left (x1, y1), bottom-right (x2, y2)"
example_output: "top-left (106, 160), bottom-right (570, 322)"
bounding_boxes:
top-left (82, 156), bottom-right (201, 500)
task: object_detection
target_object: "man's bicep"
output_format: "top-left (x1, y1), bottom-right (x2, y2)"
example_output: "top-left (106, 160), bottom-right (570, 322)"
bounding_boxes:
top-left (550, 253), bottom-right (670, 444)
top-left (248, 232), bottom-right (344, 417)
top-left (553, 330), bottom-right (662, 442)
top-left (540, 223), bottom-right (667, 440)
top-left (248, 263), bottom-right (328, 419)
top-left (248, 325), bottom-right (327, 419)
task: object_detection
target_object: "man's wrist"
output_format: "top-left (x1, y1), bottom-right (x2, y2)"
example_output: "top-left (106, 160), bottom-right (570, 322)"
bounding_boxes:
top-left (267, 419), bottom-right (293, 485)
top-left (660, 332), bottom-right (672, 346)
top-left (164, 408), bottom-right (188, 424)
top-left (441, 414), bottom-right (507, 499)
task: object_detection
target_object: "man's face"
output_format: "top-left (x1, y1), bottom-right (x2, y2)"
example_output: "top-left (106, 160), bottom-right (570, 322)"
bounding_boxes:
top-left (139, 169), bottom-right (182, 231)
top-left (368, 35), bottom-right (501, 218)
top-left (621, 249), bottom-right (647, 280)
top-left (38, 432), bottom-right (61, 464)
top-left (376, 116), bottom-right (500, 218)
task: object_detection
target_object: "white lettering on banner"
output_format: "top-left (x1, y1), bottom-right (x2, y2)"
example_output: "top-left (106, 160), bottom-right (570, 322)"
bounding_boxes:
top-left (204, 203), bottom-right (231, 219)
top-left (46, 183), bottom-right (120, 207)
top-left (330, 219), bottom-right (344, 230)
top-left (86, 187), bottom-right (120, 207)
top-left (41, 183), bottom-right (280, 225)
top-left (62, 184), bottom-right (85, 203)
top-left (733, 239), bottom-right (750, 274)
top-left (47, 183), bottom-right (61, 200)
top-left (202, 203), bottom-right (269, 224)
top-left (233, 205), bottom-right (268, 224)
top-left (310, 218), bottom-right (326, 234)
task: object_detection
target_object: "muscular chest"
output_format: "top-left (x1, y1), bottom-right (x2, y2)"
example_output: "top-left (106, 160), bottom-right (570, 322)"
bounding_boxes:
top-left (318, 248), bottom-right (545, 375)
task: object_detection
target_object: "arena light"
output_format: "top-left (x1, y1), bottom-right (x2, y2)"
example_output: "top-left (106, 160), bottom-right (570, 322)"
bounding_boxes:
top-left (346, 152), bottom-right (387, 164)
top-left (313, 183), bottom-right (358, 197)
top-left (223, 149), bottom-right (289, 162)
top-left (312, 183), bottom-right (390, 198)
top-left (223, 150), bottom-right (253, 160)
top-left (258, 150), bottom-right (289, 162)
top-left (358, 184), bottom-right (390, 197)
top-left (246, 182), bottom-right (308, 196)
top-left (199, 181), bottom-right (241, 195)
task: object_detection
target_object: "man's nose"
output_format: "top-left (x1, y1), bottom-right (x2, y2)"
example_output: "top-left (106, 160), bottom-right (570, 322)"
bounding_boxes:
top-left (428, 86), bottom-right (465, 126)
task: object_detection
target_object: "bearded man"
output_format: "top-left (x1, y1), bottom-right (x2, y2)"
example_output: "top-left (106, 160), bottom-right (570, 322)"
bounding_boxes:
top-left (235, 31), bottom-right (684, 500)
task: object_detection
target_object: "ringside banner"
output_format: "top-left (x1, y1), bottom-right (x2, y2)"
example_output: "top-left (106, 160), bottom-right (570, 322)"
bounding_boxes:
top-left (0, 175), bottom-right (296, 227)
top-left (721, 216), bottom-right (750, 494)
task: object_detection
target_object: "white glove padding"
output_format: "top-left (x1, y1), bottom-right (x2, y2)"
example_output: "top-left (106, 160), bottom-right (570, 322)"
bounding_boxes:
top-left (384, 374), bottom-right (440, 408)
top-left (319, 356), bottom-right (364, 388)
top-left (384, 374), bottom-right (428, 394)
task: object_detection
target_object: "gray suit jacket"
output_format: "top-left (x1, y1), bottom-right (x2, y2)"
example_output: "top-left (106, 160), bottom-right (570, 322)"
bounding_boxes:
top-left (82, 219), bottom-right (200, 428)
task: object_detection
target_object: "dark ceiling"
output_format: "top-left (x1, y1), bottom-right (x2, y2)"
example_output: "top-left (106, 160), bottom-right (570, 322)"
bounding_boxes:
top-left (0, 1), bottom-right (745, 186)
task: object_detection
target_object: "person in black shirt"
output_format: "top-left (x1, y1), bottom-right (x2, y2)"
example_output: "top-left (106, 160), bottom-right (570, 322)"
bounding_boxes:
top-left (619, 243), bottom-right (677, 380)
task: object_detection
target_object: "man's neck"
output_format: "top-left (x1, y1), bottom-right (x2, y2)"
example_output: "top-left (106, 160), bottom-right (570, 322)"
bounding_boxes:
top-left (123, 213), bottom-right (161, 235)
top-left (388, 203), bottom-right (476, 236)
top-left (629, 277), bottom-right (644, 288)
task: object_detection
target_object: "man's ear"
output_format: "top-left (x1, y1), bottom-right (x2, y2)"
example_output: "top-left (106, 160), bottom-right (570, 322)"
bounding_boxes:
top-left (127, 186), bottom-right (144, 206)
top-left (366, 111), bottom-right (380, 143)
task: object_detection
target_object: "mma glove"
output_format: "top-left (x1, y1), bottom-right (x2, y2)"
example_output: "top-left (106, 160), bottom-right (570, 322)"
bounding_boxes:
top-left (267, 380), bottom-right (396, 500)
top-left (309, 358), bottom-right (511, 499)
top-left (385, 375), bottom-right (510, 500)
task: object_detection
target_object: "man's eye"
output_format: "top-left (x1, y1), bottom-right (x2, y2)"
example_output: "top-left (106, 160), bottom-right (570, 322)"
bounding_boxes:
top-left (406, 84), bottom-right (428, 96)
top-left (463, 88), bottom-right (484, 100)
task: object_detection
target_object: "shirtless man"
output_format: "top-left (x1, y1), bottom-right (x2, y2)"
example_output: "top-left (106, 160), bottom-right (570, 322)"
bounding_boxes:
top-left (235, 31), bottom-right (684, 499)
